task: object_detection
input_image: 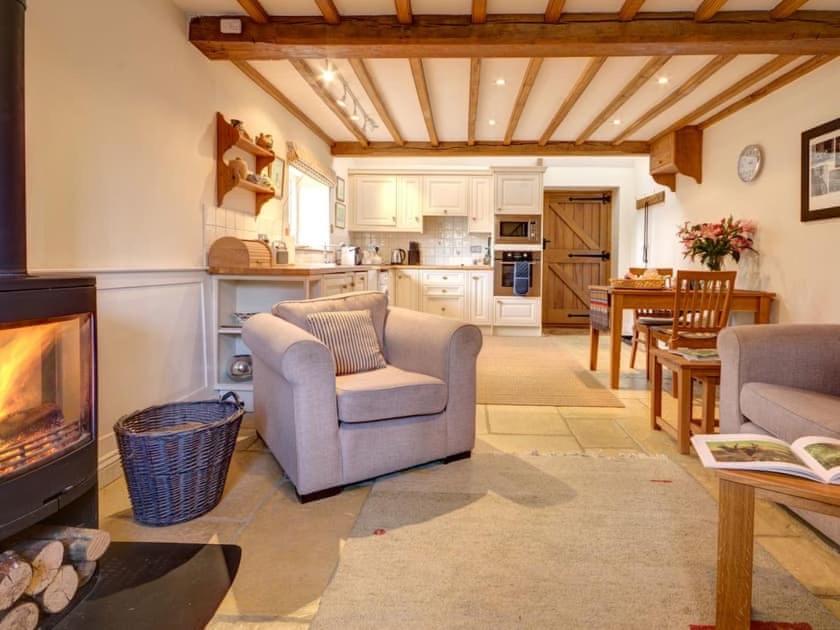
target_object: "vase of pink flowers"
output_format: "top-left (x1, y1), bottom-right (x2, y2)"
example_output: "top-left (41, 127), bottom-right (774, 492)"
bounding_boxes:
top-left (677, 216), bottom-right (757, 272)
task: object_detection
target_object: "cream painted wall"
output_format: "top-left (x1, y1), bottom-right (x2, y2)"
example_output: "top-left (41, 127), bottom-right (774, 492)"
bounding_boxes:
top-left (23, 0), bottom-right (333, 480)
top-left (636, 59), bottom-right (840, 324)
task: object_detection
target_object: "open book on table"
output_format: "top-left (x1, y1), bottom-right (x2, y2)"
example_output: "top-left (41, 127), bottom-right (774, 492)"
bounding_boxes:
top-left (691, 434), bottom-right (840, 484)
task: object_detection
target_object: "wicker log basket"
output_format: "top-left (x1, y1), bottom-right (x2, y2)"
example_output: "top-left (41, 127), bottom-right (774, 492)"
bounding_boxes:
top-left (114, 392), bottom-right (245, 526)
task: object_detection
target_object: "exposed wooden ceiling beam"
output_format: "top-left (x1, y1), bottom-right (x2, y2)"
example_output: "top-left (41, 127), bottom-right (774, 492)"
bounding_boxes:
top-left (409, 58), bottom-right (439, 146)
top-left (612, 54), bottom-right (734, 144)
top-left (576, 56), bottom-right (670, 144)
top-left (618, 0), bottom-right (647, 21)
top-left (231, 61), bottom-right (334, 146)
top-left (348, 59), bottom-right (403, 146)
top-left (770, 0), bottom-right (809, 19)
top-left (504, 59), bottom-right (544, 145)
top-left (236, 0), bottom-right (268, 23)
top-left (472, 0), bottom-right (488, 24)
top-left (695, 0), bottom-right (729, 21)
top-left (288, 59), bottom-right (369, 146)
top-left (539, 57), bottom-right (606, 146)
top-left (545, 0), bottom-right (566, 22)
top-left (467, 58), bottom-right (481, 146)
top-left (650, 54), bottom-right (798, 142)
top-left (395, 0), bottom-right (413, 25)
top-left (314, 0), bottom-right (341, 25)
top-left (331, 140), bottom-right (651, 157)
top-left (699, 55), bottom-right (835, 129)
top-left (189, 13), bottom-right (840, 59)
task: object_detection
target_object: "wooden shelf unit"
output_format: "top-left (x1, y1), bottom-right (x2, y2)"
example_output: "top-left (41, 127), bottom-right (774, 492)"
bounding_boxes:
top-left (216, 112), bottom-right (276, 215)
top-left (649, 126), bottom-right (702, 192)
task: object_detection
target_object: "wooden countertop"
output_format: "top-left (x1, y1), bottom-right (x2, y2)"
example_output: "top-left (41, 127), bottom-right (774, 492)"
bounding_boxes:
top-left (208, 264), bottom-right (493, 277)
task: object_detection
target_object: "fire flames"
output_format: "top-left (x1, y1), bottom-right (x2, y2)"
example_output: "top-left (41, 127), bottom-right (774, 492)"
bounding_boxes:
top-left (0, 321), bottom-right (64, 422)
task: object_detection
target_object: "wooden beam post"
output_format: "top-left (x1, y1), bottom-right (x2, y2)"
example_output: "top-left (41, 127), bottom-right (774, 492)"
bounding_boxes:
top-left (504, 58), bottom-right (544, 145)
top-left (539, 57), bottom-right (605, 145)
top-left (468, 58), bottom-right (481, 146)
top-left (348, 58), bottom-right (404, 145)
top-left (472, 0), bottom-right (487, 24)
top-left (770, 0), bottom-right (809, 19)
top-left (330, 140), bottom-right (651, 157)
top-left (395, 0), bottom-right (413, 25)
top-left (545, 0), bottom-right (566, 23)
top-left (231, 61), bottom-right (334, 146)
top-left (236, 0), bottom-right (268, 23)
top-left (696, 0), bottom-right (729, 21)
top-left (409, 58), bottom-right (439, 146)
top-left (314, 0), bottom-right (341, 25)
top-left (289, 59), bottom-right (369, 146)
top-left (576, 56), bottom-right (670, 144)
top-left (618, 0), bottom-right (646, 21)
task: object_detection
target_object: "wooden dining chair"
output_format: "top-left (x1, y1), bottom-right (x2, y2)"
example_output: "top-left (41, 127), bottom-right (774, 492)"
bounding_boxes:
top-left (627, 267), bottom-right (674, 378)
top-left (650, 270), bottom-right (736, 397)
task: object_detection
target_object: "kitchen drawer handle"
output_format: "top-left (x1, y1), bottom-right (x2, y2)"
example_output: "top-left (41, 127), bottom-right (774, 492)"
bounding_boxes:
top-left (442, 276), bottom-right (448, 280)
top-left (441, 307), bottom-right (446, 312)
top-left (443, 209), bottom-right (448, 214)
top-left (442, 289), bottom-right (447, 293)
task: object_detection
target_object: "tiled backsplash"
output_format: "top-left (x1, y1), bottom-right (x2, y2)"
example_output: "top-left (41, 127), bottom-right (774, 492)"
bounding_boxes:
top-left (352, 217), bottom-right (491, 265)
top-left (204, 205), bottom-right (281, 247)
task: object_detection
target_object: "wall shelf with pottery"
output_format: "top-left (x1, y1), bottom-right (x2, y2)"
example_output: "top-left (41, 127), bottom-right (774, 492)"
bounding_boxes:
top-left (216, 112), bottom-right (276, 215)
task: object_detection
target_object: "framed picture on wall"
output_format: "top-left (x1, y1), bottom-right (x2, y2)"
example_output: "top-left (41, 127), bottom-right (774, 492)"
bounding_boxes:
top-left (271, 158), bottom-right (286, 200)
top-left (336, 176), bottom-right (346, 202)
top-left (802, 117), bottom-right (840, 222)
top-left (335, 202), bottom-right (346, 229)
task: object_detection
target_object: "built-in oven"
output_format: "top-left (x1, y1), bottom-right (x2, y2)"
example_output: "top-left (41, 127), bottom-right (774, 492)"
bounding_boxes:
top-left (495, 214), bottom-right (541, 246)
top-left (494, 251), bottom-right (541, 297)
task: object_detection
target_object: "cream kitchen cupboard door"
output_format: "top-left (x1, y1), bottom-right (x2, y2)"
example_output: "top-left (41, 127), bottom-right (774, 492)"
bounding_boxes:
top-left (396, 176), bottom-right (423, 232)
top-left (494, 297), bottom-right (541, 326)
top-left (494, 172), bottom-right (542, 214)
top-left (468, 176), bottom-right (493, 233)
top-left (393, 269), bottom-right (420, 310)
top-left (350, 175), bottom-right (397, 229)
top-left (467, 271), bottom-right (493, 326)
top-left (321, 274), bottom-right (353, 297)
top-left (423, 175), bottom-right (468, 216)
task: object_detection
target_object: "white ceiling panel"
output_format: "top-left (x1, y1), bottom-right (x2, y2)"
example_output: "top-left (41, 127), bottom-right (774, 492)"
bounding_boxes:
top-left (333, 0), bottom-right (395, 15)
top-left (564, 0), bottom-right (626, 12)
top-left (631, 55), bottom-right (787, 140)
top-left (365, 59), bottom-right (429, 141)
top-left (473, 58), bottom-right (531, 141)
top-left (250, 60), bottom-right (356, 141)
top-left (550, 57), bottom-right (651, 141)
top-left (170, 0), bottom-right (245, 15)
top-left (413, 0), bottom-right (472, 13)
top-left (589, 55), bottom-right (714, 141)
top-left (423, 59), bottom-right (471, 141)
top-left (512, 58), bottom-right (592, 141)
top-left (487, 0), bottom-right (552, 13)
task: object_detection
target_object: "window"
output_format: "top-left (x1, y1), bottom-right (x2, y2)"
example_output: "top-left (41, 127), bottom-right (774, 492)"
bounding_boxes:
top-left (288, 166), bottom-right (330, 249)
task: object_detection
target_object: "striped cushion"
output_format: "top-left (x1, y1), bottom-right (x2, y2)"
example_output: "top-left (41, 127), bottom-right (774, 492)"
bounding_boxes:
top-left (306, 309), bottom-right (387, 376)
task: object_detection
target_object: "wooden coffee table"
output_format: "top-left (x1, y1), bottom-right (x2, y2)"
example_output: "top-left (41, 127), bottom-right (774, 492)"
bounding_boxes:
top-left (715, 469), bottom-right (840, 629)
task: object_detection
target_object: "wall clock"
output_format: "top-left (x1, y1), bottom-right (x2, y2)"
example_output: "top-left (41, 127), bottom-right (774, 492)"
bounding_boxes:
top-left (737, 144), bottom-right (763, 183)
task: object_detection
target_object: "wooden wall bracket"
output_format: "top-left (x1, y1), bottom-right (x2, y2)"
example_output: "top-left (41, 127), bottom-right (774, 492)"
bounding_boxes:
top-left (649, 126), bottom-right (702, 192)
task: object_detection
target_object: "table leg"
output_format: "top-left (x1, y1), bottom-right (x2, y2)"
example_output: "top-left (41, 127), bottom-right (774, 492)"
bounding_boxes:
top-left (757, 296), bottom-right (771, 324)
top-left (651, 353), bottom-right (663, 431)
top-left (677, 368), bottom-right (693, 455)
top-left (716, 479), bottom-right (755, 630)
top-left (609, 294), bottom-right (623, 390)
top-left (702, 378), bottom-right (717, 434)
top-left (589, 326), bottom-right (600, 371)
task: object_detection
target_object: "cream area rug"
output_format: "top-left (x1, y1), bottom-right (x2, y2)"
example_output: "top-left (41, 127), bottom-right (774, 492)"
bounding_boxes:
top-left (311, 454), bottom-right (838, 629)
top-left (477, 335), bottom-right (623, 407)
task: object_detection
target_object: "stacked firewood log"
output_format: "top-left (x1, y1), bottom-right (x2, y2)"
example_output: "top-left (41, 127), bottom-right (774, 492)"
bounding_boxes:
top-left (0, 526), bottom-right (110, 630)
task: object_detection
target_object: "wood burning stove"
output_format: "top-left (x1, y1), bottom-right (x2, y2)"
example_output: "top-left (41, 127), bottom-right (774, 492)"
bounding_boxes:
top-left (0, 0), bottom-right (99, 541)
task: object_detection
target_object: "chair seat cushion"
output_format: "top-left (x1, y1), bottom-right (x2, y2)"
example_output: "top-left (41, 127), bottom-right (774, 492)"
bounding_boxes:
top-left (655, 328), bottom-right (718, 340)
top-left (638, 316), bottom-right (673, 326)
top-left (336, 365), bottom-right (447, 423)
top-left (740, 383), bottom-right (840, 443)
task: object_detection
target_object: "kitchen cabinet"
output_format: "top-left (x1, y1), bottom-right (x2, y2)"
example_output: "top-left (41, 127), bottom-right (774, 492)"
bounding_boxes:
top-left (494, 297), bottom-right (541, 326)
top-left (423, 175), bottom-right (468, 217)
top-left (494, 170), bottom-right (543, 215)
top-left (468, 176), bottom-right (493, 234)
top-left (396, 175), bottom-right (423, 232)
top-left (393, 268), bottom-right (421, 310)
top-left (350, 175), bottom-right (397, 229)
top-left (467, 271), bottom-right (493, 326)
top-left (353, 271), bottom-right (369, 292)
top-left (321, 273), bottom-right (353, 296)
top-left (422, 294), bottom-right (466, 321)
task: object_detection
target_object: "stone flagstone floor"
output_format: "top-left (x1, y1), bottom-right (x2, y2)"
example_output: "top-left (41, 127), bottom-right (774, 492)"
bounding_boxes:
top-left (98, 332), bottom-right (840, 628)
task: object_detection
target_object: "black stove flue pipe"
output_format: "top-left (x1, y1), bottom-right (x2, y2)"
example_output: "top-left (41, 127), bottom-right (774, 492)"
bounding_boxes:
top-left (0, 0), bottom-right (28, 276)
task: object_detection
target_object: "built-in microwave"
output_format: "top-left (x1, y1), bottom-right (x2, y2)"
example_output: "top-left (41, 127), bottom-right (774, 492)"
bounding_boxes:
top-left (495, 214), bottom-right (541, 246)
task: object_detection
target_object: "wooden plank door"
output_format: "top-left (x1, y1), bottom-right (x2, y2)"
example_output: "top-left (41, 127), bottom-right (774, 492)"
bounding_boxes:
top-left (542, 191), bottom-right (612, 327)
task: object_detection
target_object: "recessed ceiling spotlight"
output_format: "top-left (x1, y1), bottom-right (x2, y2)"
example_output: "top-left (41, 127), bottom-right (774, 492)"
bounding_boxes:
top-left (657, 76), bottom-right (669, 85)
top-left (488, 119), bottom-right (496, 126)
top-left (612, 119), bottom-right (621, 125)
top-left (495, 78), bottom-right (506, 86)
top-left (321, 61), bottom-right (335, 83)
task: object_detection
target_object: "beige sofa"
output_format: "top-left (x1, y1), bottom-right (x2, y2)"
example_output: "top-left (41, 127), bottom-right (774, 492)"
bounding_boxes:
top-left (719, 324), bottom-right (840, 545)
top-left (242, 291), bottom-right (483, 502)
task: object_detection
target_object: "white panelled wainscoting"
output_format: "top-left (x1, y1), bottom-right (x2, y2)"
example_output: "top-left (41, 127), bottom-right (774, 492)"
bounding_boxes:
top-left (31, 268), bottom-right (212, 487)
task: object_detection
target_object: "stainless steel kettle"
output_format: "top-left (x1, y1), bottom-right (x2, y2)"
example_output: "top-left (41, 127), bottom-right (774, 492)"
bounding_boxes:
top-left (390, 248), bottom-right (407, 264)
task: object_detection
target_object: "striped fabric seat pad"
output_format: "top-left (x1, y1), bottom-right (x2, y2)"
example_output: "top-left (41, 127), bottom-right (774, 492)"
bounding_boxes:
top-left (306, 309), bottom-right (387, 376)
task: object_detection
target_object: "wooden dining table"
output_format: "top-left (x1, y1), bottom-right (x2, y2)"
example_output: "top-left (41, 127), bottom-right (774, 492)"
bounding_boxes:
top-left (588, 285), bottom-right (776, 390)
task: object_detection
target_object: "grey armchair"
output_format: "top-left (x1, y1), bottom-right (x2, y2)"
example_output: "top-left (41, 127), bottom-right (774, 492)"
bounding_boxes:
top-left (719, 324), bottom-right (840, 544)
top-left (242, 291), bottom-right (483, 502)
